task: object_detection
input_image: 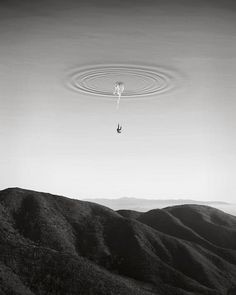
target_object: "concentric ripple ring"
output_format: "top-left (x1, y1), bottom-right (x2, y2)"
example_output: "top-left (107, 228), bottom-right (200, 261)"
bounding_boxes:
top-left (67, 64), bottom-right (179, 99)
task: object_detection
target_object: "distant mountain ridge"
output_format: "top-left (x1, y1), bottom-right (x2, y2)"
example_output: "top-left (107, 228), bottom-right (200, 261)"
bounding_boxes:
top-left (85, 197), bottom-right (235, 215)
top-left (0, 187), bottom-right (236, 295)
top-left (85, 196), bottom-right (229, 205)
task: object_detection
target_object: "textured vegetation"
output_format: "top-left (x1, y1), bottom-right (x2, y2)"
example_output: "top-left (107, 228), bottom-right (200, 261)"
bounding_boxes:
top-left (0, 188), bottom-right (236, 294)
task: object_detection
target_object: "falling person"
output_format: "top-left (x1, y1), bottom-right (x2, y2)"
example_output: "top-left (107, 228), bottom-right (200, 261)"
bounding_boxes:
top-left (117, 124), bottom-right (122, 134)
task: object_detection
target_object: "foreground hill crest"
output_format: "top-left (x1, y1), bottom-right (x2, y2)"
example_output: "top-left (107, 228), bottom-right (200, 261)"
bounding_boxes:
top-left (0, 187), bottom-right (236, 295)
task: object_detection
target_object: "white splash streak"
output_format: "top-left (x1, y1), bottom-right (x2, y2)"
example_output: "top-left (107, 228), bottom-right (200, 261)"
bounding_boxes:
top-left (113, 82), bottom-right (124, 109)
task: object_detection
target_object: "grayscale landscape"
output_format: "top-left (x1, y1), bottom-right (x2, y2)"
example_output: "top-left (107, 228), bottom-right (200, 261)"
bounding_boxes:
top-left (0, 0), bottom-right (236, 294)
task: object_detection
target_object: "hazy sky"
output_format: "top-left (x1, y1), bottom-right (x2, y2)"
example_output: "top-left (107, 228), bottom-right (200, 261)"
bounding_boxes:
top-left (0, 0), bottom-right (236, 201)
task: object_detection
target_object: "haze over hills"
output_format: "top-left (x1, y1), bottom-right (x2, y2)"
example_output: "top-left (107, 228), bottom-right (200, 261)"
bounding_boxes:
top-left (0, 187), bottom-right (236, 295)
top-left (85, 197), bottom-right (236, 216)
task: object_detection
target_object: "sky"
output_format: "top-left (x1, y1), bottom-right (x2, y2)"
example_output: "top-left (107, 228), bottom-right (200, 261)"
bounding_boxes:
top-left (0, 0), bottom-right (236, 201)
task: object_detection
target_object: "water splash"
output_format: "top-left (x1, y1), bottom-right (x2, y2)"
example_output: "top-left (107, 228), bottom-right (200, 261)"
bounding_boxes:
top-left (113, 82), bottom-right (124, 109)
top-left (66, 63), bottom-right (181, 100)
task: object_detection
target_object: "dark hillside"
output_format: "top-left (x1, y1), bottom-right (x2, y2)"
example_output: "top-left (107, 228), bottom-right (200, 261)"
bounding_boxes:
top-left (165, 205), bottom-right (236, 250)
top-left (117, 209), bottom-right (142, 219)
top-left (0, 188), bottom-right (236, 295)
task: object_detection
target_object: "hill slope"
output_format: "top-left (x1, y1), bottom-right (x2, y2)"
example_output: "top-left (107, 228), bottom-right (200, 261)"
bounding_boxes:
top-left (0, 188), bottom-right (236, 295)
